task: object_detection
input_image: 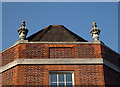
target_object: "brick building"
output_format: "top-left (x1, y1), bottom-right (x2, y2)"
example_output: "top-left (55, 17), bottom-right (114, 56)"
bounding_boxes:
top-left (0, 21), bottom-right (120, 87)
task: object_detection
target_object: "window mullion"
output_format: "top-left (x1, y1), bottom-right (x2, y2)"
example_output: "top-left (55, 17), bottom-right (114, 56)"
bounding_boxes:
top-left (57, 73), bottom-right (59, 87)
top-left (49, 73), bottom-right (51, 85)
top-left (64, 74), bottom-right (66, 87)
top-left (49, 72), bottom-right (74, 87)
top-left (72, 73), bottom-right (74, 87)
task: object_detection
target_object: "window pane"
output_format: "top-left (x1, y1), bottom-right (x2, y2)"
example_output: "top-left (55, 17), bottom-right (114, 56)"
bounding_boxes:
top-left (50, 72), bottom-right (73, 87)
top-left (58, 74), bottom-right (64, 82)
top-left (51, 83), bottom-right (57, 87)
top-left (66, 83), bottom-right (72, 87)
top-left (66, 74), bottom-right (72, 82)
top-left (51, 73), bottom-right (57, 82)
top-left (59, 83), bottom-right (65, 87)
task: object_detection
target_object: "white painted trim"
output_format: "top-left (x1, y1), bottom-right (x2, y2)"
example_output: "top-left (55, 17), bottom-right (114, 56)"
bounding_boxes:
top-left (49, 71), bottom-right (74, 87)
top-left (0, 58), bottom-right (120, 73)
top-left (50, 71), bottom-right (74, 73)
top-left (57, 73), bottom-right (59, 87)
top-left (72, 71), bottom-right (75, 87)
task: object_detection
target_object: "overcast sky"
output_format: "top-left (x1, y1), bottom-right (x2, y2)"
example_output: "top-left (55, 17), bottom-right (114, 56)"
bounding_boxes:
top-left (2, 2), bottom-right (119, 53)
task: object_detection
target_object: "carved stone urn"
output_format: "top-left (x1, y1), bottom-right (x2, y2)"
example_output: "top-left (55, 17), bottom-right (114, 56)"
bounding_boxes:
top-left (90, 21), bottom-right (101, 41)
top-left (17, 20), bottom-right (28, 40)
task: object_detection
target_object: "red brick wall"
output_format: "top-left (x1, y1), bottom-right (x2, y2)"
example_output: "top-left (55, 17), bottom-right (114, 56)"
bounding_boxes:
top-left (1, 65), bottom-right (105, 86)
top-left (2, 43), bottom-right (120, 67)
top-left (75, 44), bottom-right (96, 58)
top-left (103, 65), bottom-right (120, 86)
top-left (101, 45), bottom-right (120, 67)
top-left (1, 43), bottom-right (120, 86)
top-left (2, 65), bottom-right (120, 86)
top-left (2, 68), bottom-right (14, 85)
top-left (25, 44), bottom-right (47, 58)
top-left (1, 44), bottom-right (103, 66)
top-left (24, 65), bottom-right (44, 85)
top-left (49, 47), bottom-right (74, 58)
top-left (2, 47), bottom-right (15, 66)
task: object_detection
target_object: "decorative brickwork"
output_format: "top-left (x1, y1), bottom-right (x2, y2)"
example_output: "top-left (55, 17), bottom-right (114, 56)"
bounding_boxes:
top-left (49, 47), bottom-right (73, 58)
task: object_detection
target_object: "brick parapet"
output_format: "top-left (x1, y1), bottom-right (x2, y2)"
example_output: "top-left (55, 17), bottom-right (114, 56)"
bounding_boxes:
top-left (1, 43), bottom-right (103, 66)
top-left (1, 41), bottom-right (120, 67)
top-left (1, 47), bottom-right (16, 66)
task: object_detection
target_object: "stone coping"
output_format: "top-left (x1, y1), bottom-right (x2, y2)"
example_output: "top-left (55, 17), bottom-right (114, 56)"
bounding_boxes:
top-left (14, 40), bottom-right (103, 45)
top-left (0, 58), bottom-right (119, 73)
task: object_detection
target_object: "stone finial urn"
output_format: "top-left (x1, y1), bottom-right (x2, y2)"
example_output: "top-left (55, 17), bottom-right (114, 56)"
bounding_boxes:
top-left (90, 21), bottom-right (101, 41)
top-left (17, 20), bottom-right (28, 40)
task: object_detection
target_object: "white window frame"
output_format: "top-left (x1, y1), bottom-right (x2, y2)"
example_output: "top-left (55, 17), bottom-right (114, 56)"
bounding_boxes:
top-left (49, 71), bottom-right (74, 87)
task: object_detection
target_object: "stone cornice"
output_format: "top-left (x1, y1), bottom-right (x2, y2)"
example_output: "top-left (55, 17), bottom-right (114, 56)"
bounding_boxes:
top-left (0, 58), bottom-right (119, 73)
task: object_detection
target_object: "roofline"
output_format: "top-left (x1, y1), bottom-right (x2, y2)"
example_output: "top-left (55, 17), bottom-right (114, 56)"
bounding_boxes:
top-left (1, 40), bottom-right (120, 56)
top-left (1, 40), bottom-right (105, 53)
top-left (0, 40), bottom-right (120, 55)
top-left (0, 58), bottom-right (119, 73)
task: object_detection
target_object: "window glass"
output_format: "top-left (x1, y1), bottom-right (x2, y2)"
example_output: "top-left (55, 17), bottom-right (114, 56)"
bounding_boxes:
top-left (51, 83), bottom-right (57, 85)
top-left (66, 83), bottom-right (72, 87)
top-left (50, 72), bottom-right (73, 87)
top-left (51, 73), bottom-right (57, 82)
top-left (51, 83), bottom-right (57, 87)
top-left (58, 74), bottom-right (64, 82)
top-left (59, 83), bottom-right (65, 87)
top-left (66, 73), bottom-right (72, 82)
